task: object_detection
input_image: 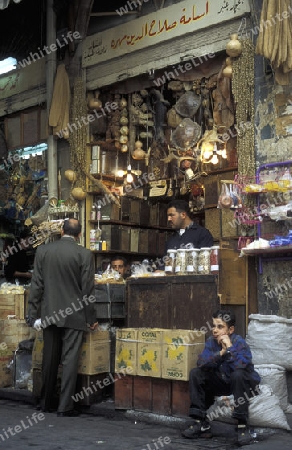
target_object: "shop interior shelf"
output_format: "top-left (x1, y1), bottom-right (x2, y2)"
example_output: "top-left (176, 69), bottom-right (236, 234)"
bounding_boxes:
top-left (242, 245), bottom-right (292, 255)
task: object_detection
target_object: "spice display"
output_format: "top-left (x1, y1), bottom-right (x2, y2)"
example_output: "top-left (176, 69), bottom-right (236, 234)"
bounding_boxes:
top-left (198, 248), bottom-right (211, 274)
top-left (175, 249), bottom-right (187, 275)
top-left (186, 248), bottom-right (199, 273)
top-left (210, 246), bottom-right (220, 274)
top-left (165, 249), bottom-right (177, 274)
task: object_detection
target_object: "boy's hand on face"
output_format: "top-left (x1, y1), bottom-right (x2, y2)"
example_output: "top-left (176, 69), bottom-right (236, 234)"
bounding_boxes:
top-left (218, 334), bottom-right (232, 355)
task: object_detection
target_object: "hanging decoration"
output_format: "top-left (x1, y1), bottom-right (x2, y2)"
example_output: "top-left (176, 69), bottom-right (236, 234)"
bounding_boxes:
top-left (255, 0), bottom-right (292, 84)
top-left (69, 78), bottom-right (120, 206)
top-left (231, 38), bottom-right (255, 178)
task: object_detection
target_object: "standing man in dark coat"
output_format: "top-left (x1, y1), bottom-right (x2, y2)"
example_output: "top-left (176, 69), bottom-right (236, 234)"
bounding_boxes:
top-left (27, 218), bottom-right (98, 417)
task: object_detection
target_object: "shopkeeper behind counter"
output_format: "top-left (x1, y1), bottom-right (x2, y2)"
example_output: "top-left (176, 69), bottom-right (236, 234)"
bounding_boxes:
top-left (4, 230), bottom-right (33, 285)
top-left (166, 200), bottom-right (214, 251)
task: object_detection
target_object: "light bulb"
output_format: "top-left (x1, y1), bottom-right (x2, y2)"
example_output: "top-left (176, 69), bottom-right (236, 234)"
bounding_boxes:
top-left (222, 148), bottom-right (227, 159)
top-left (126, 165), bottom-right (133, 183)
top-left (126, 173), bottom-right (134, 183)
top-left (201, 141), bottom-right (213, 160)
top-left (211, 153), bottom-right (219, 164)
top-left (117, 170), bottom-right (125, 178)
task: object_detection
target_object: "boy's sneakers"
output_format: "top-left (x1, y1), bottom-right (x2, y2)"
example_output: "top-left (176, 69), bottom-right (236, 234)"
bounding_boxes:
top-left (181, 419), bottom-right (212, 439)
top-left (237, 424), bottom-right (252, 446)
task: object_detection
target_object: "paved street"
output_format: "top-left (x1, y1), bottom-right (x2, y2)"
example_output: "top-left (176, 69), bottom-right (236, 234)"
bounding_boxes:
top-left (0, 399), bottom-right (292, 450)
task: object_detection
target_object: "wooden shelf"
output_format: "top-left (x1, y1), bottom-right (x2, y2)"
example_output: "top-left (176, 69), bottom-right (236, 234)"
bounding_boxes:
top-left (91, 250), bottom-right (164, 256)
top-left (89, 219), bottom-right (170, 231)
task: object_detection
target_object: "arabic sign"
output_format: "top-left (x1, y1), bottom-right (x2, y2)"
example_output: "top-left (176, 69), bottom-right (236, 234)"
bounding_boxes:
top-left (0, 58), bottom-right (45, 101)
top-left (82, 0), bottom-right (249, 68)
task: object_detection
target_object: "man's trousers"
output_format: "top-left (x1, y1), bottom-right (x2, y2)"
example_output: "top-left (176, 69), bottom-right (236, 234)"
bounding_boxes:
top-left (40, 325), bottom-right (83, 413)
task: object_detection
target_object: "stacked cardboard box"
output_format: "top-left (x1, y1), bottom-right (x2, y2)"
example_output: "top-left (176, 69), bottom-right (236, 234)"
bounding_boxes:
top-left (161, 329), bottom-right (205, 381)
top-left (78, 330), bottom-right (110, 375)
top-left (137, 328), bottom-right (164, 378)
top-left (115, 328), bottom-right (138, 376)
top-left (31, 330), bottom-right (110, 375)
top-left (115, 327), bottom-right (205, 381)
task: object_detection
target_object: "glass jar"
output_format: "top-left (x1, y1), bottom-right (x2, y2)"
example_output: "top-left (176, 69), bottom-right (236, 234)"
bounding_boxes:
top-left (186, 248), bottom-right (199, 274)
top-left (165, 249), bottom-right (177, 274)
top-left (198, 247), bottom-right (211, 274)
top-left (210, 246), bottom-right (220, 274)
top-left (175, 249), bottom-right (187, 275)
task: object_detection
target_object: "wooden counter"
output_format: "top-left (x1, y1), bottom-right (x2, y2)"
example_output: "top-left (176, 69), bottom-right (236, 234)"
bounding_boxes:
top-left (126, 275), bottom-right (219, 331)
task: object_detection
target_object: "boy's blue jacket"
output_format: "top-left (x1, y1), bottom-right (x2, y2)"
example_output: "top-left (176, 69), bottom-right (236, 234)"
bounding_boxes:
top-left (197, 333), bottom-right (261, 384)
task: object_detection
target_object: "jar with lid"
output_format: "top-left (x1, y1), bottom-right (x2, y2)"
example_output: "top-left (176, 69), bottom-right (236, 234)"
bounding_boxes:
top-left (198, 247), bottom-right (211, 274)
top-left (89, 229), bottom-right (96, 251)
top-left (186, 248), bottom-right (199, 274)
top-left (210, 246), bottom-right (220, 274)
top-left (165, 249), bottom-right (177, 274)
top-left (90, 205), bottom-right (96, 220)
top-left (175, 249), bottom-right (187, 275)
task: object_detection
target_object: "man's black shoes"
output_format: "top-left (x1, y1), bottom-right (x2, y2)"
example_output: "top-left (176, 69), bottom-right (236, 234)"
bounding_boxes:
top-left (57, 410), bottom-right (80, 417)
top-left (182, 419), bottom-right (212, 439)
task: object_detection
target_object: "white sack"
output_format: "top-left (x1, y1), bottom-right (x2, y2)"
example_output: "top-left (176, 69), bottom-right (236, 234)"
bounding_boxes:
top-left (246, 314), bottom-right (292, 370)
top-left (255, 364), bottom-right (292, 413)
top-left (206, 385), bottom-right (291, 430)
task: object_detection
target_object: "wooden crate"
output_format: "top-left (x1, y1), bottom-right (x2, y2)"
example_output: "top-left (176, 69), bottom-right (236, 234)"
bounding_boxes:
top-left (0, 319), bottom-right (34, 346)
top-left (204, 174), bottom-right (219, 207)
top-left (158, 203), bottom-right (168, 227)
top-left (129, 199), bottom-right (140, 224)
top-left (120, 196), bottom-right (131, 221)
top-left (171, 380), bottom-right (190, 417)
top-left (140, 200), bottom-right (150, 226)
top-left (0, 293), bottom-right (25, 319)
top-left (218, 248), bottom-right (257, 336)
top-left (138, 229), bottom-right (148, 253)
top-left (75, 373), bottom-right (107, 405)
top-left (152, 378), bottom-right (171, 415)
top-left (148, 229), bottom-right (158, 254)
top-left (221, 208), bottom-right (238, 238)
top-left (130, 228), bottom-right (139, 253)
top-left (149, 203), bottom-right (159, 226)
top-left (204, 208), bottom-right (221, 241)
top-left (101, 225), bottom-right (130, 251)
top-left (114, 374), bottom-right (133, 409)
top-left (133, 376), bottom-right (152, 412)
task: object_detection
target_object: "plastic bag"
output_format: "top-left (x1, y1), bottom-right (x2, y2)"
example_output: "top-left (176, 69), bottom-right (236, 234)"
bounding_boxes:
top-left (218, 183), bottom-right (232, 209)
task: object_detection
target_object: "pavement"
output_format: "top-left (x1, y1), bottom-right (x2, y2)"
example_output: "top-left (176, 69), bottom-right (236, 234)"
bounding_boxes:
top-left (0, 388), bottom-right (291, 450)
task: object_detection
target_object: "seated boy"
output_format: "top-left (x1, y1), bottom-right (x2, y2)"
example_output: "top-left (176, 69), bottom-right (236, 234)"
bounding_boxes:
top-left (182, 309), bottom-right (260, 446)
